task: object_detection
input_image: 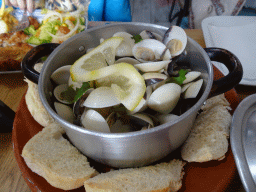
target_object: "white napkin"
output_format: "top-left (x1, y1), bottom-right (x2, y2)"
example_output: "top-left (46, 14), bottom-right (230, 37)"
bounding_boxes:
top-left (208, 22), bottom-right (256, 81)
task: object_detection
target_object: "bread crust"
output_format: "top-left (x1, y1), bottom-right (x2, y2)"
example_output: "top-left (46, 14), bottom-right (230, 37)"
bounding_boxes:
top-left (22, 123), bottom-right (98, 190)
top-left (181, 95), bottom-right (232, 162)
top-left (84, 159), bottom-right (185, 192)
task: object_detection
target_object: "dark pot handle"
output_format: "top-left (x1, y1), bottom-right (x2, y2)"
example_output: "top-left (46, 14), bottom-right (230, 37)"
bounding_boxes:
top-left (21, 43), bottom-right (60, 84)
top-left (204, 48), bottom-right (243, 97)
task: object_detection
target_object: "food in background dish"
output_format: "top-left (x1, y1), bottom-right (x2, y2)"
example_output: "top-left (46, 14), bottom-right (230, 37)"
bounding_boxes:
top-left (24, 6), bottom-right (87, 45)
top-left (0, 42), bottom-right (33, 71)
top-left (0, 0), bottom-right (18, 34)
top-left (0, 17), bottom-right (39, 71)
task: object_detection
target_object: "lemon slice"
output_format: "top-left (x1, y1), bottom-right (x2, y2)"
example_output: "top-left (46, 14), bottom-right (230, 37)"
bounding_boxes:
top-left (0, 20), bottom-right (8, 34)
top-left (70, 37), bottom-right (124, 82)
top-left (73, 63), bottom-right (146, 111)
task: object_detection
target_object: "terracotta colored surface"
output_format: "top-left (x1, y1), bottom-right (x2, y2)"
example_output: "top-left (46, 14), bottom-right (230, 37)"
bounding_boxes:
top-left (12, 66), bottom-right (240, 192)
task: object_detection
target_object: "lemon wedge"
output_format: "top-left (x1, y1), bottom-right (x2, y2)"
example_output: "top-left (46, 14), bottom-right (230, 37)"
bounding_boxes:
top-left (73, 62), bottom-right (146, 111)
top-left (70, 37), bottom-right (124, 82)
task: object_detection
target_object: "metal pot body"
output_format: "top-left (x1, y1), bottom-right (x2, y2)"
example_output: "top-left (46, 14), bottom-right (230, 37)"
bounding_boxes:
top-left (23, 23), bottom-right (241, 168)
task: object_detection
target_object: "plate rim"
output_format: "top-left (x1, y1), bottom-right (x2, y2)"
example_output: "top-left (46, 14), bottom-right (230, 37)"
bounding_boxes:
top-left (201, 16), bottom-right (256, 86)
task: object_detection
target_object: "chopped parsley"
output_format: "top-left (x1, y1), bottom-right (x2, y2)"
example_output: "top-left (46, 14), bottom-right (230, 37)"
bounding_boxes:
top-left (131, 34), bottom-right (143, 43)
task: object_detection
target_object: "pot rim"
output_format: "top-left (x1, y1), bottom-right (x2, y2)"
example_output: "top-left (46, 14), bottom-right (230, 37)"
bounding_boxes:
top-left (39, 22), bottom-right (213, 138)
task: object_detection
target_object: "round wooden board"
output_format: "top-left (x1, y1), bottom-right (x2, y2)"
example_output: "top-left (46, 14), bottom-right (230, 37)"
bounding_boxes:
top-left (12, 66), bottom-right (240, 192)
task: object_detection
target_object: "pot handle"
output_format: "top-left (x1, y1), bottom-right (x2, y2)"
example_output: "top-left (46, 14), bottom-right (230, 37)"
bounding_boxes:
top-left (204, 48), bottom-right (243, 97)
top-left (22, 43), bottom-right (60, 84)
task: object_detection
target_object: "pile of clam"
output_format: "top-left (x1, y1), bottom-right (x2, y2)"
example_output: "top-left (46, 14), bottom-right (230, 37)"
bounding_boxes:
top-left (50, 26), bottom-right (204, 133)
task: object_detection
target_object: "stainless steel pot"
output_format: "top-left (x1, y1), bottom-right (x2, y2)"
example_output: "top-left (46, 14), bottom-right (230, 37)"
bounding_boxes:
top-left (22, 23), bottom-right (243, 168)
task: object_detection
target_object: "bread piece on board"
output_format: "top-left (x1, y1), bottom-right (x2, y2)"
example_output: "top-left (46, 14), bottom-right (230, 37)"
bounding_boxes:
top-left (201, 93), bottom-right (230, 111)
top-left (84, 159), bottom-right (185, 192)
top-left (181, 105), bottom-right (232, 162)
top-left (25, 63), bottom-right (55, 127)
top-left (25, 78), bottom-right (55, 127)
top-left (22, 123), bottom-right (98, 190)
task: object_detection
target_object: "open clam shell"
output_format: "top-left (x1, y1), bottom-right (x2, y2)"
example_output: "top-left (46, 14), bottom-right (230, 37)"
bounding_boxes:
top-left (139, 30), bottom-right (163, 41)
top-left (115, 57), bottom-right (140, 65)
top-left (113, 32), bottom-right (135, 57)
top-left (184, 79), bottom-right (203, 99)
top-left (80, 109), bottom-right (111, 133)
top-left (162, 26), bottom-right (187, 57)
top-left (51, 65), bottom-right (71, 85)
top-left (148, 83), bottom-right (181, 114)
top-left (156, 114), bottom-right (179, 124)
top-left (73, 88), bottom-right (94, 117)
top-left (132, 39), bottom-right (167, 62)
top-left (183, 71), bottom-right (201, 84)
top-left (143, 72), bottom-right (168, 86)
top-left (54, 102), bottom-right (74, 123)
top-left (83, 87), bottom-right (121, 108)
top-left (134, 60), bottom-right (170, 73)
top-left (53, 84), bottom-right (74, 104)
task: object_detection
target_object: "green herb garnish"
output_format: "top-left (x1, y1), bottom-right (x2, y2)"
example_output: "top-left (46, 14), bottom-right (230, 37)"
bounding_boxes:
top-left (73, 82), bottom-right (91, 102)
top-left (173, 69), bottom-right (188, 85)
top-left (60, 82), bottom-right (91, 103)
top-left (131, 34), bottom-right (143, 43)
top-left (166, 69), bottom-right (188, 85)
top-left (60, 85), bottom-right (77, 103)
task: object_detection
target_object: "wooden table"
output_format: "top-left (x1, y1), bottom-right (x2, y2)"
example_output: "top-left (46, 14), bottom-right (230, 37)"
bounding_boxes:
top-left (0, 29), bottom-right (252, 192)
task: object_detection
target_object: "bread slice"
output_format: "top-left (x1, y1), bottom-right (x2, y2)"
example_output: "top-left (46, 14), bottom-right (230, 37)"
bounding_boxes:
top-left (201, 93), bottom-right (230, 111)
top-left (84, 159), bottom-right (185, 192)
top-left (25, 78), bottom-right (55, 127)
top-left (22, 123), bottom-right (98, 190)
top-left (181, 104), bottom-right (232, 162)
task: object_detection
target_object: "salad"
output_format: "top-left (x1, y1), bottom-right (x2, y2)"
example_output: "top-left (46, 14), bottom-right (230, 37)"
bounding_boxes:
top-left (24, 6), bottom-right (87, 45)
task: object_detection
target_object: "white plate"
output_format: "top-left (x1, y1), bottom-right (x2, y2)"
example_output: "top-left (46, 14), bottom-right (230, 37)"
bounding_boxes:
top-left (202, 16), bottom-right (256, 86)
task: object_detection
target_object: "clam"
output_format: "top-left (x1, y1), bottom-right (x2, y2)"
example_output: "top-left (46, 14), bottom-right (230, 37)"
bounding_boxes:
top-left (115, 57), bottom-right (140, 65)
top-left (113, 32), bottom-right (135, 57)
top-left (142, 72), bottom-right (168, 86)
top-left (132, 39), bottom-right (167, 62)
top-left (162, 26), bottom-right (187, 57)
top-left (80, 109), bottom-right (111, 133)
top-left (54, 102), bottom-right (74, 123)
top-left (156, 114), bottom-right (179, 124)
top-left (160, 48), bottom-right (172, 61)
top-left (148, 83), bottom-right (181, 114)
top-left (51, 65), bottom-right (71, 85)
top-left (139, 30), bottom-right (163, 41)
top-left (134, 60), bottom-right (170, 73)
top-left (132, 113), bottom-right (154, 130)
top-left (83, 87), bottom-right (120, 108)
top-left (118, 113), bottom-right (154, 132)
top-left (181, 82), bottom-right (193, 93)
top-left (53, 84), bottom-right (74, 104)
top-left (152, 78), bottom-right (168, 91)
top-left (73, 88), bottom-right (94, 117)
top-left (182, 71), bottom-right (201, 84)
top-left (184, 79), bottom-right (203, 99)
